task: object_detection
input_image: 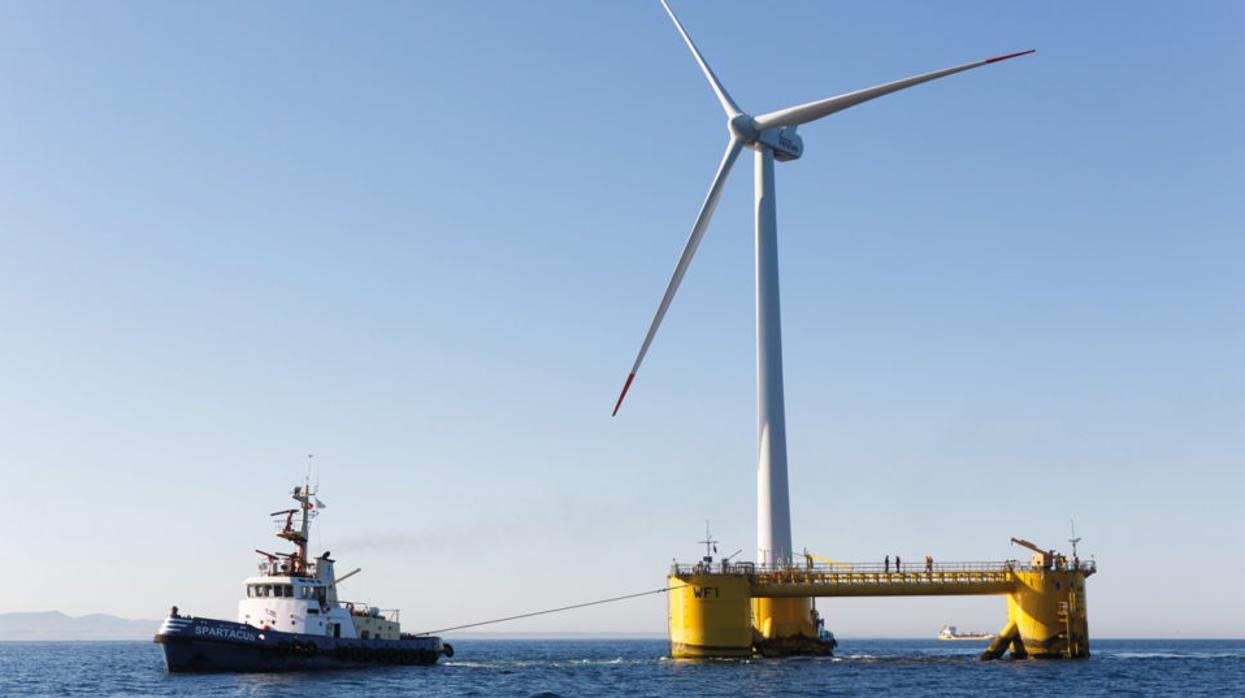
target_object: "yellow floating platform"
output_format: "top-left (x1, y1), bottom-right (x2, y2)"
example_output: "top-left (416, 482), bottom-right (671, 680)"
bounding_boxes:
top-left (667, 558), bottom-right (1095, 660)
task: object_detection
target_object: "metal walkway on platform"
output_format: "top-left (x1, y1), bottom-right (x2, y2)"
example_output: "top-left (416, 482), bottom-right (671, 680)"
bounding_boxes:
top-left (670, 560), bottom-right (1096, 598)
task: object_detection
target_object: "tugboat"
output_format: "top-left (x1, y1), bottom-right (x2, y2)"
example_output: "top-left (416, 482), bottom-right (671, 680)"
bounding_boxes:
top-left (154, 480), bottom-right (452, 672)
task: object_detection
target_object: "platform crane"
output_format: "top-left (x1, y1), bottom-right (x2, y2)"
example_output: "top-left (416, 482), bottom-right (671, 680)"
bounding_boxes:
top-left (1010, 537), bottom-right (1066, 570)
top-left (801, 549), bottom-right (850, 570)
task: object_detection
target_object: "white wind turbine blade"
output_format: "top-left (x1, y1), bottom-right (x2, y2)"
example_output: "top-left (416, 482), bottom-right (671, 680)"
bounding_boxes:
top-left (613, 138), bottom-right (745, 416)
top-left (660, 0), bottom-right (741, 117)
top-left (753, 50), bottom-right (1034, 131)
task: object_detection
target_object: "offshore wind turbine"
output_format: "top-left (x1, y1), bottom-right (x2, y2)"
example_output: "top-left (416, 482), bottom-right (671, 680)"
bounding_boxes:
top-left (612, 0), bottom-right (1033, 569)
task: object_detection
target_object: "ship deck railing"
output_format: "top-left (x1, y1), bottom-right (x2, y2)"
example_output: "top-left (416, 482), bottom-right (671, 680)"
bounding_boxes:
top-left (336, 602), bottom-right (401, 622)
top-left (669, 559), bottom-right (1096, 597)
top-left (671, 559), bottom-right (1096, 576)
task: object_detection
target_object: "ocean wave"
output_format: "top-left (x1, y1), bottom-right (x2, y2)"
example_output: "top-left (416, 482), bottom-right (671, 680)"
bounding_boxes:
top-left (1111, 651), bottom-right (1244, 660)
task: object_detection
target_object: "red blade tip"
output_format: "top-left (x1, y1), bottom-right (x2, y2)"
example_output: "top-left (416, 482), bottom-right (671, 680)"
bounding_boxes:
top-left (612, 373), bottom-right (636, 417)
top-left (985, 49), bottom-right (1035, 64)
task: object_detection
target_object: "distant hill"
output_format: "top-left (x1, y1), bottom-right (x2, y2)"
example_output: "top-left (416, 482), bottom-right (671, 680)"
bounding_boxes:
top-left (0, 611), bottom-right (159, 641)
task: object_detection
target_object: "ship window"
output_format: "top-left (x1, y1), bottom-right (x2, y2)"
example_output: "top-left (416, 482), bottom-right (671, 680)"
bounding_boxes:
top-left (361, 630), bottom-right (370, 639)
top-left (246, 586), bottom-right (255, 598)
top-left (282, 585), bottom-right (293, 597)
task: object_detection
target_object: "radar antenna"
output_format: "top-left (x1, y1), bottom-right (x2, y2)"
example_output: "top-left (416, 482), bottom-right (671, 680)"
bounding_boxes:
top-left (697, 521), bottom-right (718, 563)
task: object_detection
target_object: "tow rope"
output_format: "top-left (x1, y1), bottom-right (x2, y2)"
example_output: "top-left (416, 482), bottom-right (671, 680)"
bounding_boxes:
top-left (413, 584), bottom-right (686, 636)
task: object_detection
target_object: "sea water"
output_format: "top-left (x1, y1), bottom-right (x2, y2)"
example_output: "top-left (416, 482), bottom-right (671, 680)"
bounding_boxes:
top-left (1, 638), bottom-right (1241, 696)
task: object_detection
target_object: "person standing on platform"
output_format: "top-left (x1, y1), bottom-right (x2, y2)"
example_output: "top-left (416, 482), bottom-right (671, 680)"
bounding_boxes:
top-left (896, 555), bottom-right (901, 572)
top-left (884, 555), bottom-right (890, 573)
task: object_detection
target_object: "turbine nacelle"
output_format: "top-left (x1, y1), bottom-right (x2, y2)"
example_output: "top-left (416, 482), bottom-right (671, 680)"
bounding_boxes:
top-left (730, 114), bottom-right (803, 161)
top-left (756, 126), bottom-right (803, 162)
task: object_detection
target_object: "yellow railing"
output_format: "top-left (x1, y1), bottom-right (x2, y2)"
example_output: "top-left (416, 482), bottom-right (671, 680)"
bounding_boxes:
top-left (670, 559), bottom-right (1095, 599)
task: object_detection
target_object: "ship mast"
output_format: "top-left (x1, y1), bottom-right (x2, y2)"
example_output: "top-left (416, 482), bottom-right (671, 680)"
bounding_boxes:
top-left (275, 476), bottom-right (315, 576)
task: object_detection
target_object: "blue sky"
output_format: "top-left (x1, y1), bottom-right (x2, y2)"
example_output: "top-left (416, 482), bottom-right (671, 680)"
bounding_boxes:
top-left (1, 1), bottom-right (1241, 638)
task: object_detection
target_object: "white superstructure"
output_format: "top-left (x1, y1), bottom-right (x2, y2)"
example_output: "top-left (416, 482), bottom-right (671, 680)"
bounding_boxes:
top-left (235, 482), bottom-right (401, 641)
top-left (238, 560), bottom-right (356, 638)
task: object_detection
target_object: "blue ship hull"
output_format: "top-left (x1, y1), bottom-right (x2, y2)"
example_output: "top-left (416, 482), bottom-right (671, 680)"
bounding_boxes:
top-left (154, 615), bottom-right (450, 673)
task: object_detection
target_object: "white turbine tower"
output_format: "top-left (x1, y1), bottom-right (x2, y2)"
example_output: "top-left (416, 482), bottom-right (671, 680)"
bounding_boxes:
top-left (613, 0), bottom-right (1033, 569)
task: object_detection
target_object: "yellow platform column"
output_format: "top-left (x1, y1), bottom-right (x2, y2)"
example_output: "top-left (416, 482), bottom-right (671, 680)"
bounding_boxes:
top-left (751, 596), bottom-right (822, 656)
top-left (667, 573), bottom-right (753, 658)
top-left (1008, 569), bottom-right (1090, 658)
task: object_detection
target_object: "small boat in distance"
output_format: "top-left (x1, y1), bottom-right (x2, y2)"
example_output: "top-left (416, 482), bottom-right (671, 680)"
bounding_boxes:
top-left (938, 625), bottom-right (995, 641)
top-left (154, 480), bottom-right (451, 672)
